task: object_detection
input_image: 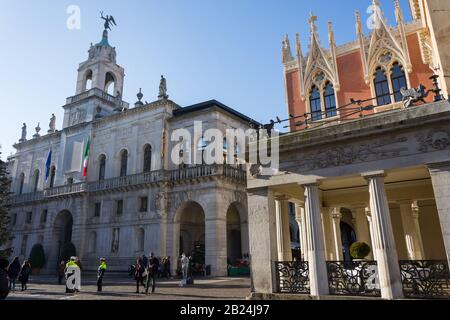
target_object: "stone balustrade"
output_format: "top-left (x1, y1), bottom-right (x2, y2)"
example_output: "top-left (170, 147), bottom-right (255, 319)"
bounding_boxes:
top-left (66, 87), bottom-right (130, 109)
top-left (10, 164), bottom-right (246, 205)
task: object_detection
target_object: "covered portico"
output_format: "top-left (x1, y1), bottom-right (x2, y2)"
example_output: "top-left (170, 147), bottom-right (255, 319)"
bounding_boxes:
top-left (247, 100), bottom-right (450, 299)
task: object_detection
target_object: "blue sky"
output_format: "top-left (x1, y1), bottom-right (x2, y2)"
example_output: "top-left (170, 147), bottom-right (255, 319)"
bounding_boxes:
top-left (0, 0), bottom-right (412, 159)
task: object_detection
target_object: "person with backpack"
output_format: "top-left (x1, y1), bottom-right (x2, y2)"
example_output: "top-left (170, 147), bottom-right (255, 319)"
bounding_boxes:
top-left (134, 257), bottom-right (146, 294)
top-left (145, 252), bottom-right (159, 294)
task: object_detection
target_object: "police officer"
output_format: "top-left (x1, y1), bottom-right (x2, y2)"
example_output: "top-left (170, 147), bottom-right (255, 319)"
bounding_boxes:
top-left (97, 258), bottom-right (107, 292)
top-left (65, 256), bottom-right (81, 293)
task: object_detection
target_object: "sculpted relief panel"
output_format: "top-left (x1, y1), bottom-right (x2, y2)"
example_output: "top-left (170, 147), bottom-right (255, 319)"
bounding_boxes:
top-left (282, 128), bottom-right (450, 173)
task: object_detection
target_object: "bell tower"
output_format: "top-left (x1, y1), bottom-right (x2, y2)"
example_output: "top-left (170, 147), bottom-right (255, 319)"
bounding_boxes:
top-left (75, 28), bottom-right (125, 96)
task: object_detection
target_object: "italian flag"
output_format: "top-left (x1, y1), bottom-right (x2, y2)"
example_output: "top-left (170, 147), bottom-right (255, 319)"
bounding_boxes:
top-left (82, 136), bottom-right (91, 177)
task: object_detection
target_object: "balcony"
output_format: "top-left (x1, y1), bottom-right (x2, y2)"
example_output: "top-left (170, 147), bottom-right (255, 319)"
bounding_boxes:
top-left (65, 87), bottom-right (130, 109)
top-left (10, 164), bottom-right (246, 205)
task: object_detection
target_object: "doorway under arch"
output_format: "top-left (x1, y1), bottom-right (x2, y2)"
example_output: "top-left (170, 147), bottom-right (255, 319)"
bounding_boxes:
top-left (52, 210), bottom-right (74, 266)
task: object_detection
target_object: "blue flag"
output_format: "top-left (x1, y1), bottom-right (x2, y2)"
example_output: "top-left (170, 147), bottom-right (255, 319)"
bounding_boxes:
top-left (45, 146), bottom-right (52, 182)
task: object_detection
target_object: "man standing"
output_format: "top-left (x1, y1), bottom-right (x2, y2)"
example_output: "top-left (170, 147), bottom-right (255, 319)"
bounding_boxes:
top-left (97, 258), bottom-right (107, 292)
top-left (65, 256), bottom-right (81, 293)
top-left (145, 252), bottom-right (159, 294)
top-left (180, 253), bottom-right (189, 287)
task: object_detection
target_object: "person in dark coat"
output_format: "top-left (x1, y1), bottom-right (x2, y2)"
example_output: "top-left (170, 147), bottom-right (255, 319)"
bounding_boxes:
top-left (165, 256), bottom-right (171, 279)
top-left (0, 258), bottom-right (10, 300)
top-left (145, 252), bottom-right (159, 294)
top-left (57, 260), bottom-right (65, 285)
top-left (19, 260), bottom-right (31, 291)
top-left (7, 257), bottom-right (21, 291)
top-left (134, 257), bottom-right (146, 293)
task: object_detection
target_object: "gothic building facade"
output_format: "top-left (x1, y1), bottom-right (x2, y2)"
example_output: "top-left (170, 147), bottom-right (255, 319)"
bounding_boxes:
top-left (6, 28), bottom-right (251, 276)
top-left (247, 0), bottom-right (450, 300)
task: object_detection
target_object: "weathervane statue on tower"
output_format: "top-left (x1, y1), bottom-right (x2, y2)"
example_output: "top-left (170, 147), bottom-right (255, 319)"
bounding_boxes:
top-left (100, 11), bottom-right (117, 31)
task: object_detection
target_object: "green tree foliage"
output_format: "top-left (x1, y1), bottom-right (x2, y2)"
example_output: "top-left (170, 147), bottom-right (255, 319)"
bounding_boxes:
top-left (349, 242), bottom-right (371, 259)
top-left (0, 153), bottom-right (13, 259)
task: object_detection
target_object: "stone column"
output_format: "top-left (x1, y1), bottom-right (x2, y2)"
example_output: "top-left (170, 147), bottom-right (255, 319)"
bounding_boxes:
top-left (205, 216), bottom-right (227, 276)
top-left (320, 208), bottom-right (332, 260)
top-left (294, 203), bottom-right (308, 261)
top-left (330, 207), bottom-right (343, 261)
top-left (352, 206), bottom-right (374, 260)
top-left (399, 200), bottom-right (425, 260)
top-left (275, 196), bottom-right (292, 261)
top-left (428, 162), bottom-right (450, 263)
top-left (365, 207), bottom-right (377, 261)
top-left (302, 182), bottom-right (329, 296)
top-left (362, 171), bottom-right (403, 299)
top-left (247, 188), bottom-right (278, 293)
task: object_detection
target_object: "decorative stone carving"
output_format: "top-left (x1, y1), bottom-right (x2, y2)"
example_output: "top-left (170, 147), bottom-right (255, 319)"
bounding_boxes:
top-left (48, 113), bottom-right (56, 133)
top-left (296, 136), bottom-right (408, 170)
top-left (249, 164), bottom-right (262, 177)
top-left (416, 130), bottom-right (450, 152)
top-left (69, 108), bottom-right (87, 126)
top-left (19, 123), bottom-right (27, 142)
top-left (33, 123), bottom-right (41, 138)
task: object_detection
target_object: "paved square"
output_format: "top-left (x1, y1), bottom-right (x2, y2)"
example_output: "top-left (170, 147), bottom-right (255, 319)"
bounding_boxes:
top-left (5, 274), bottom-right (251, 300)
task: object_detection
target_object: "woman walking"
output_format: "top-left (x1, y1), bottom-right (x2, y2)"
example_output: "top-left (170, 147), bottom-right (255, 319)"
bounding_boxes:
top-left (19, 260), bottom-right (31, 291)
top-left (134, 257), bottom-right (146, 293)
top-left (7, 257), bottom-right (21, 291)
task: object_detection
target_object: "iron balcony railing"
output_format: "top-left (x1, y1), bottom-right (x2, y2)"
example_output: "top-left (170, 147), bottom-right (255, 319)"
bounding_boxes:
top-left (66, 87), bottom-right (130, 109)
top-left (274, 261), bottom-right (310, 294)
top-left (10, 164), bottom-right (246, 204)
top-left (399, 260), bottom-right (450, 299)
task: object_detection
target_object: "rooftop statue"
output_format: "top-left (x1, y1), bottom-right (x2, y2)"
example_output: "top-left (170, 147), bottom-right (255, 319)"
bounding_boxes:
top-left (100, 11), bottom-right (116, 31)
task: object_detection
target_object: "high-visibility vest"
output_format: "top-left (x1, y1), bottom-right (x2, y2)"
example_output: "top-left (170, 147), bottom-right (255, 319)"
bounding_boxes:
top-left (66, 261), bottom-right (79, 268)
top-left (99, 262), bottom-right (107, 270)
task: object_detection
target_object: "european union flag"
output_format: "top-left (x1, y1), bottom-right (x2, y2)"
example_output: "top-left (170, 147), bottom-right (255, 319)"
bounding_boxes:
top-left (45, 146), bottom-right (52, 182)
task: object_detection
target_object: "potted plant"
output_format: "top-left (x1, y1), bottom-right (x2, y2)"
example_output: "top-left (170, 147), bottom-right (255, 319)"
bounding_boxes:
top-left (350, 242), bottom-right (371, 261)
top-left (29, 243), bottom-right (46, 275)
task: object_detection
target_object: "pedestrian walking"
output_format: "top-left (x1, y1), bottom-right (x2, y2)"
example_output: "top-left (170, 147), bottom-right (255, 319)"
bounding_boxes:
top-left (7, 256), bottom-right (21, 291)
top-left (134, 257), bottom-right (146, 293)
top-left (57, 260), bottom-right (65, 285)
top-left (18, 260), bottom-right (31, 291)
top-left (97, 258), bottom-right (107, 292)
top-left (180, 253), bottom-right (189, 286)
top-left (0, 258), bottom-right (10, 300)
top-left (165, 256), bottom-right (171, 279)
top-left (145, 252), bottom-right (159, 294)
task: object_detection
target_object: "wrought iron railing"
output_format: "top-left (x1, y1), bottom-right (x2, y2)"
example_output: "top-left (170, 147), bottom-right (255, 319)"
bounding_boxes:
top-left (327, 261), bottom-right (381, 297)
top-left (274, 261), bottom-right (310, 294)
top-left (399, 260), bottom-right (450, 299)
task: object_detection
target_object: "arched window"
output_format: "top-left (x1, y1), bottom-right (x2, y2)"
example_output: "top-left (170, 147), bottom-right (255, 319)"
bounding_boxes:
top-left (374, 67), bottom-right (391, 106)
top-left (105, 72), bottom-right (116, 95)
top-left (84, 70), bottom-right (92, 91)
top-left (309, 85), bottom-right (322, 121)
top-left (98, 155), bottom-right (106, 180)
top-left (136, 228), bottom-right (145, 252)
top-left (391, 63), bottom-right (407, 102)
top-left (18, 173), bottom-right (25, 195)
top-left (49, 166), bottom-right (56, 188)
top-left (32, 169), bottom-right (40, 192)
top-left (119, 150), bottom-right (128, 177)
top-left (88, 231), bottom-right (97, 253)
top-left (323, 82), bottom-right (337, 118)
top-left (143, 145), bottom-right (152, 173)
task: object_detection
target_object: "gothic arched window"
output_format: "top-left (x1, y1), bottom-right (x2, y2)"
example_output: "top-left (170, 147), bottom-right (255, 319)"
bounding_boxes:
top-left (391, 63), bottom-right (407, 102)
top-left (18, 173), bottom-right (25, 195)
top-left (119, 150), bottom-right (128, 177)
top-left (143, 144), bottom-right (152, 173)
top-left (309, 85), bottom-right (322, 121)
top-left (49, 166), bottom-right (56, 188)
top-left (374, 67), bottom-right (391, 106)
top-left (323, 82), bottom-right (337, 118)
top-left (32, 169), bottom-right (40, 192)
top-left (98, 154), bottom-right (106, 180)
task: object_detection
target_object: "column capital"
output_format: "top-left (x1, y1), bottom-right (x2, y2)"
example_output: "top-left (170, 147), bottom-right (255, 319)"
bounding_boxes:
top-left (364, 206), bottom-right (371, 217)
top-left (273, 194), bottom-right (289, 201)
top-left (411, 201), bottom-right (420, 218)
top-left (361, 170), bottom-right (385, 180)
top-left (331, 207), bottom-right (342, 220)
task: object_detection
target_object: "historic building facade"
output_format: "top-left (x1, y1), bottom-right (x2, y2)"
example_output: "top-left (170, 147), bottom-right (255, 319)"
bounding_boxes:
top-left (6, 27), bottom-right (251, 276)
top-left (247, 0), bottom-right (450, 299)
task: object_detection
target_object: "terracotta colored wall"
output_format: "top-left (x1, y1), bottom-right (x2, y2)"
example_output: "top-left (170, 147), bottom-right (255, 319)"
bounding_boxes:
top-left (284, 33), bottom-right (436, 132)
top-left (285, 70), bottom-right (306, 131)
top-left (336, 50), bottom-right (374, 120)
top-left (406, 33), bottom-right (434, 102)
